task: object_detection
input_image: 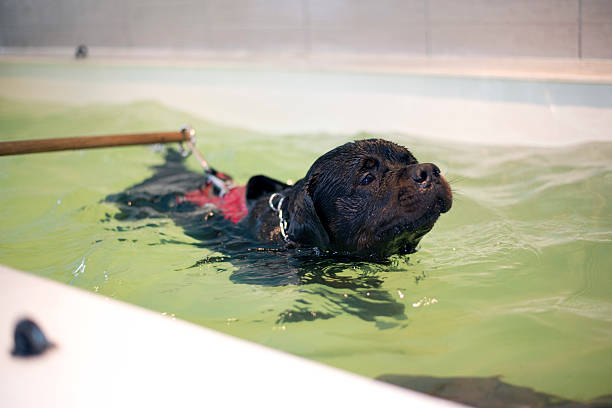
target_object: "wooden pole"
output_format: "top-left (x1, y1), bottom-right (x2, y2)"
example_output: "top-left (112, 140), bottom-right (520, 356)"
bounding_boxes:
top-left (0, 130), bottom-right (191, 156)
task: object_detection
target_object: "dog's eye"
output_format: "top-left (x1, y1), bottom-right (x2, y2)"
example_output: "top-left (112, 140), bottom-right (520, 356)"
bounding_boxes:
top-left (361, 174), bottom-right (375, 185)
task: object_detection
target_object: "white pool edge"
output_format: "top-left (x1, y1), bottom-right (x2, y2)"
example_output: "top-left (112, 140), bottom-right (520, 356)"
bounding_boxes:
top-left (2, 47), bottom-right (612, 84)
top-left (0, 264), bottom-right (467, 408)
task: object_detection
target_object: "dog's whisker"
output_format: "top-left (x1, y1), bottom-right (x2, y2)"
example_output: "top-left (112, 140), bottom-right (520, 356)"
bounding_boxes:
top-left (449, 188), bottom-right (466, 198)
top-left (446, 175), bottom-right (467, 185)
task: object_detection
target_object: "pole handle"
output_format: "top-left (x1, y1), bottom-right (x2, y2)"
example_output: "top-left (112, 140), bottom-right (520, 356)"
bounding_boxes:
top-left (0, 129), bottom-right (191, 156)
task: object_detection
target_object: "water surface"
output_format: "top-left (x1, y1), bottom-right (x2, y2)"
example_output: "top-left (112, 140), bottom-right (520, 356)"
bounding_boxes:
top-left (1, 97), bottom-right (611, 403)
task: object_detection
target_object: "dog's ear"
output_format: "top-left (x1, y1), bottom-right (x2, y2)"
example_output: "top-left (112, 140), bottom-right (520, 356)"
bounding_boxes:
top-left (246, 175), bottom-right (288, 211)
top-left (287, 175), bottom-right (330, 251)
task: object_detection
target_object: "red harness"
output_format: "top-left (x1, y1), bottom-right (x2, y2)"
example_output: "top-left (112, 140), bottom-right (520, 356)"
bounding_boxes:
top-left (178, 184), bottom-right (248, 224)
top-left (173, 137), bottom-right (248, 223)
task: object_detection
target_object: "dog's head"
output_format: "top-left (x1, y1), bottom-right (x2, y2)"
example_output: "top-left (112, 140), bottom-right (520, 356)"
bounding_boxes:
top-left (287, 139), bottom-right (452, 259)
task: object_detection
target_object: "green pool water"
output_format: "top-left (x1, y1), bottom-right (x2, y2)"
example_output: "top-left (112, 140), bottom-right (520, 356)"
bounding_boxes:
top-left (1, 87), bottom-right (612, 402)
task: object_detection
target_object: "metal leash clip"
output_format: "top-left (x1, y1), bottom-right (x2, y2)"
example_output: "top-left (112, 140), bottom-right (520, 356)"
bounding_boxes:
top-left (178, 125), bottom-right (196, 157)
top-left (179, 125), bottom-right (232, 197)
top-left (269, 193), bottom-right (289, 241)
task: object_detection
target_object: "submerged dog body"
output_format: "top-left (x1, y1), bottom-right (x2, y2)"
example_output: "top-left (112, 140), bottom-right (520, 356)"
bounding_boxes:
top-left (242, 139), bottom-right (452, 259)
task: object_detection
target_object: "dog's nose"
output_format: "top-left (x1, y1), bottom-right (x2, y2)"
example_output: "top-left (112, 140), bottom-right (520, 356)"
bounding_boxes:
top-left (409, 163), bottom-right (440, 187)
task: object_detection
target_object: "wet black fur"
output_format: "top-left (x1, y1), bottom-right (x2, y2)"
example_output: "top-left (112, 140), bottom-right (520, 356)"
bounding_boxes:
top-left (243, 139), bottom-right (452, 259)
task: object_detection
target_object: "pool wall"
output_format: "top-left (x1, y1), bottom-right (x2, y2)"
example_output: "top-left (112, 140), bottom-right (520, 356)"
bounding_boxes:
top-left (1, 0), bottom-right (611, 59)
top-left (0, 265), bottom-right (465, 407)
top-left (1, 57), bottom-right (610, 147)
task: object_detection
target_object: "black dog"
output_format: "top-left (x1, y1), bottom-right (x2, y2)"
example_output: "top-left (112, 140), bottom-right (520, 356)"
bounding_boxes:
top-left (105, 139), bottom-right (451, 320)
top-left (242, 139), bottom-right (452, 259)
top-left (107, 138), bottom-right (451, 262)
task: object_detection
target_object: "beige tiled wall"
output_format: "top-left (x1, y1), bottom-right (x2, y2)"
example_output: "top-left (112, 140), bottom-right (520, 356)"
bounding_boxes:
top-left (582, 0), bottom-right (612, 58)
top-left (428, 0), bottom-right (580, 57)
top-left (308, 0), bottom-right (427, 53)
top-left (1, 0), bottom-right (611, 59)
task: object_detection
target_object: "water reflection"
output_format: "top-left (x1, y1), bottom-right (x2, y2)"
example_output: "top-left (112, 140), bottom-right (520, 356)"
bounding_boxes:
top-left (377, 374), bottom-right (612, 408)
